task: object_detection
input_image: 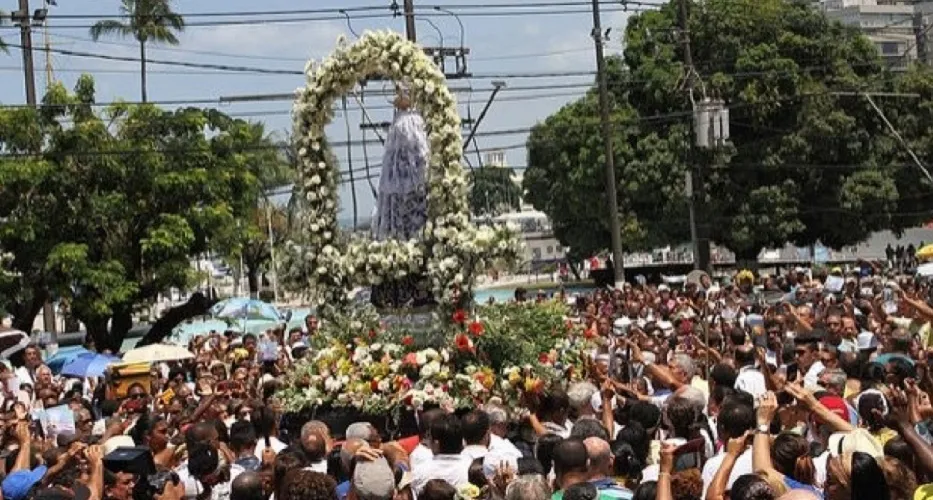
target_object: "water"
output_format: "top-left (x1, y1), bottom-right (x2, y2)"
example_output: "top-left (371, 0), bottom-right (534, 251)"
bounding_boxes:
top-left (473, 285), bottom-right (595, 304)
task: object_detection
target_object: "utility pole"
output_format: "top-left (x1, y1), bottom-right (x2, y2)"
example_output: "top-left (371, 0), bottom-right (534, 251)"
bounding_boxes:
top-left (591, 0), bottom-right (625, 288)
top-left (403, 0), bottom-right (417, 42)
top-left (13, 0), bottom-right (38, 106)
top-left (680, 0), bottom-right (712, 274)
top-left (43, 0), bottom-right (54, 89)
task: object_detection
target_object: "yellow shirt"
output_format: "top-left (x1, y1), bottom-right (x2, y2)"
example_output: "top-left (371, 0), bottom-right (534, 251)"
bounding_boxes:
top-left (870, 427), bottom-right (898, 447)
top-left (913, 484), bottom-right (933, 500)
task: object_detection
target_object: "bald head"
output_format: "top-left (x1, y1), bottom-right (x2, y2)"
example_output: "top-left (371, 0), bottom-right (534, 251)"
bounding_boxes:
top-left (583, 437), bottom-right (612, 475)
top-left (231, 471), bottom-right (264, 500)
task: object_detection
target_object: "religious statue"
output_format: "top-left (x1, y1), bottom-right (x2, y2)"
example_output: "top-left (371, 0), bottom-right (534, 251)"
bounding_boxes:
top-left (370, 86), bottom-right (435, 309)
top-left (372, 86), bottom-right (429, 241)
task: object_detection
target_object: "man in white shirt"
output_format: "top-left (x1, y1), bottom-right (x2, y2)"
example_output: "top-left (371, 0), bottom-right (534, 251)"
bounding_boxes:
top-left (700, 397), bottom-right (756, 497)
top-left (484, 404), bottom-right (523, 463)
top-left (460, 410), bottom-right (490, 461)
top-left (411, 413), bottom-right (472, 493)
top-left (733, 346), bottom-right (767, 400)
top-left (411, 408), bottom-right (444, 470)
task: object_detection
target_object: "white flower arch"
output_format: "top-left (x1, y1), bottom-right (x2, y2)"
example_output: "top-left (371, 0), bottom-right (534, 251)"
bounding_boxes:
top-left (288, 30), bottom-right (521, 309)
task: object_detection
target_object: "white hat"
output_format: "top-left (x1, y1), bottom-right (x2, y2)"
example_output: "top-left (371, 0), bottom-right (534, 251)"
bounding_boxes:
top-left (102, 435), bottom-right (136, 456)
top-left (658, 284), bottom-right (670, 292)
top-left (857, 331), bottom-right (879, 351)
top-left (826, 428), bottom-right (883, 459)
top-left (612, 317), bottom-right (632, 336)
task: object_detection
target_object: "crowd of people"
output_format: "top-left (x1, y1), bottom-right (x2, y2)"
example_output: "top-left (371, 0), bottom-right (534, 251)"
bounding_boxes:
top-left (0, 262), bottom-right (931, 500)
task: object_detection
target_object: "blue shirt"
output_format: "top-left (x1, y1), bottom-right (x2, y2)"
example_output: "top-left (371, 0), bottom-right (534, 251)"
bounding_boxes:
top-left (337, 480), bottom-right (350, 499)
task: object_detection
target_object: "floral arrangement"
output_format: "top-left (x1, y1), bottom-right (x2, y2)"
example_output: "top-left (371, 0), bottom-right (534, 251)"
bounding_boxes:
top-left (284, 30), bottom-right (522, 311)
top-left (277, 301), bottom-right (597, 416)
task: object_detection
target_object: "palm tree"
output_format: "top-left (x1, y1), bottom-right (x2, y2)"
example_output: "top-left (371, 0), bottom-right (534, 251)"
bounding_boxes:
top-left (89, 0), bottom-right (184, 102)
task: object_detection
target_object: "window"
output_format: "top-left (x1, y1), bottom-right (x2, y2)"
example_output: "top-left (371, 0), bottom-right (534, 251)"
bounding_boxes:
top-left (880, 42), bottom-right (899, 55)
top-left (532, 248), bottom-right (542, 260)
top-left (547, 246), bottom-right (554, 255)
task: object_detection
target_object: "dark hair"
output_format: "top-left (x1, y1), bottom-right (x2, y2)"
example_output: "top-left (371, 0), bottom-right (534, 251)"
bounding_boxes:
top-left (430, 414), bottom-right (464, 455)
top-left (710, 385), bottom-right (735, 409)
top-left (461, 410), bottom-right (490, 446)
top-left (615, 422), bottom-right (649, 466)
top-left (535, 433), bottom-right (563, 476)
top-left (632, 481), bottom-right (657, 500)
top-left (553, 438), bottom-right (588, 478)
top-left (730, 474), bottom-right (775, 500)
top-left (418, 408), bottom-right (444, 440)
top-left (611, 439), bottom-right (644, 481)
top-left (274, 450), bottom-right (310, 498)
top-left (231, 471), bottom-right (265, 500)
top-left (569, 418), bottom-right (609, 442)
top-left (564, 482), bottom-right (598, 500)
top-left (628, 402), bottom-right (662, 433)
top-left (421, 479), bottom-right (457, 500)
top-left (278, 469), bottom-right (336, 500)
top-left (851, 451), bottom-right (891, 500)
top-left (883, 438), bottom-right (915, 470)
top-left (468, 457), bottom-right (488, 489)
top-left (717, 400), bottom-right (756, 441)
top-left (771, 434), bottom-right (815, 485)
top-left (734, 346), bottom-right (756, 368)
top-left (229, 421), bottom-right (258, 453)
top-left (185, 422), bottom-right (217, 449)
top-left (857, 392), bottom-right (887, 431)
top-left (517, 457), bottom-right (545, 476)
top-left (538, 390), bottom-right (570, 422)
top-left (886, 358), bottom-right (916, 386)
top-left (665, 397), bottom-right (702, 439)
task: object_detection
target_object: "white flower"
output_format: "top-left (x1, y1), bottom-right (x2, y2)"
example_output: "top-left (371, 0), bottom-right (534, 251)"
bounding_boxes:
top-left (310, 175), bottom-right (322, 185)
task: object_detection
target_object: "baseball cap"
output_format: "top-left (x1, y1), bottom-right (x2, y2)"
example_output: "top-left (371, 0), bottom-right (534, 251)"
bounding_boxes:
top-left (826, 428), bottom-right (883, 459)
top-left (351, 457), bottom-right (396, 498)
top-left (102, 435), bottom-right (136, 456)
top-left (2, 465), bottom-right (48, 500)
top-left (817, 395), bottom-right (849, 422)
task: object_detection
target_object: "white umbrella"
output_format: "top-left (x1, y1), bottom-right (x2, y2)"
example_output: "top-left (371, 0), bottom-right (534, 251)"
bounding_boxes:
top-left (918, 262), bottom-right (933, 278)
top-left (123, 343), bottom-right (194, 364)
top-left (0, 328), bottom-right (30, 360)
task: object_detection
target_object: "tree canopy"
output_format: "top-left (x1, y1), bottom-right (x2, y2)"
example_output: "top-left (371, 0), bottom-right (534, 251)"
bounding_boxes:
top-left (469, 166), bottom-right (522, 217)
top-left (525, 0), bottom-right (933, 262)
top-left (0, 75), bottom-right (265, 349)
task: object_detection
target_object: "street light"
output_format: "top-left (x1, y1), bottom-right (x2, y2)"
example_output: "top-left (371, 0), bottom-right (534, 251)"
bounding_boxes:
top-left (432, 6), bottom-right (465, 49)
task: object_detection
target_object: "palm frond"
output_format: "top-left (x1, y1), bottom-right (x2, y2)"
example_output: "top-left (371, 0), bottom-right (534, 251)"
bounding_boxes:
top-left (89, 19), bottom-right (134, 41)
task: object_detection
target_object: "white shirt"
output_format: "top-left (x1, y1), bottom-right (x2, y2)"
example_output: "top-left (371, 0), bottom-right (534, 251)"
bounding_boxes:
top-left (734, 366), bottom-right (767, 400)
top-left (543, 421), bottom-right (572, 439)
top-left (411, 454), bottom-right (472, 493)
top-left (253, 437), bottom-right (287, 460)
top-left (410, 443), bottom-right (434, 470)
top-left (484, 434), bottom-right (522, 474)
top-left (701, 448), bottom-right (753, 498)
top-left (176, 462), bottom-right (245, 500)
top-left (305, 460), bottom-right (328, 474)
top-left (802, 361), bottom-right (825, 390)
top-left (461, 444), bottom-right (488, 461)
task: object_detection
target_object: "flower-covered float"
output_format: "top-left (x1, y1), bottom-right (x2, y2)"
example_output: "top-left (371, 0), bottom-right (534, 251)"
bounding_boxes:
top-left (277, 31), bottom-right (584, 438)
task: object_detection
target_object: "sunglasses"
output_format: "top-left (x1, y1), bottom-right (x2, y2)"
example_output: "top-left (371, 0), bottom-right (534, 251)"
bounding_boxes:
top-left (127, 393), bottom-right (146, 400)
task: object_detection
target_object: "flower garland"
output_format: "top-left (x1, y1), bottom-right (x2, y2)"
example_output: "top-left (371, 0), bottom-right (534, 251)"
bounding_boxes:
top-left (287, 30), bottom-right (521, 311)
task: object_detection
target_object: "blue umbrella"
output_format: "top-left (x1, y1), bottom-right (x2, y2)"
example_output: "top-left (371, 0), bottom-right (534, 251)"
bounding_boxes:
top-left (60, 352), bottom-right (120, 378)
top-left (210, 298), bottom-right (282, 321)
top-left (46, 346), bottom-right (91, 375)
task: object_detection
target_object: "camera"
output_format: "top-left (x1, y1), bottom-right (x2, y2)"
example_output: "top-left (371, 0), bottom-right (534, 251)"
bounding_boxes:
top-left (133, 470), bottom-right (180, 500)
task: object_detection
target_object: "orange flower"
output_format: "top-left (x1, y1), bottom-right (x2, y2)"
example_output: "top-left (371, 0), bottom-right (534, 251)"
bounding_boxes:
top-left (452, 309), bottom-right (467, 324)
top-left (468, 321), bottom-right (484, 337)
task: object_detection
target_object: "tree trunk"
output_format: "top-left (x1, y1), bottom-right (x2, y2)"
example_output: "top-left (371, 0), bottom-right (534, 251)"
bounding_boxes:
top-left (109, 305), bottom-right (134, 353)
top-left (140, 40), bottom-right (147, 103)
top-left (11, 286), bottom-right (48, 333)
top-left (136, 292), bottom-right (219, 347)
top-left (247, 268), bottom-right (260, 299)
top-left (85, 316), bottom-right (111, 353)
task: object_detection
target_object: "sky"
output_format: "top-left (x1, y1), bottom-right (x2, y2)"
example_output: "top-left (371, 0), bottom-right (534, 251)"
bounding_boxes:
top-left (0, 0), bottom-right (637, 219)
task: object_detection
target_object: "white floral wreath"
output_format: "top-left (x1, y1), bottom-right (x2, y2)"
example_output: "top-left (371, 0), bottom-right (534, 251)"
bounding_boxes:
top-left (287, 31), bottom-right (521, 309)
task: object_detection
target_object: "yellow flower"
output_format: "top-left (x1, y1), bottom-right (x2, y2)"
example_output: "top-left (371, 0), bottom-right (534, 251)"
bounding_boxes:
top-left (508, 370), bottom-right (522, 387)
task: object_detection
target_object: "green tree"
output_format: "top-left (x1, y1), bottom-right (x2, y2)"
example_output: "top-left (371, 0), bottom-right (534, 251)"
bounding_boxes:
top-left (0, 76), bottom-right (258, 349)
top-left (89, 0), bottom-right (184, 103)
top-left (527, 0), bottom-right (917, 263)
top-left (469, 165), bottom-right (522, 216)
